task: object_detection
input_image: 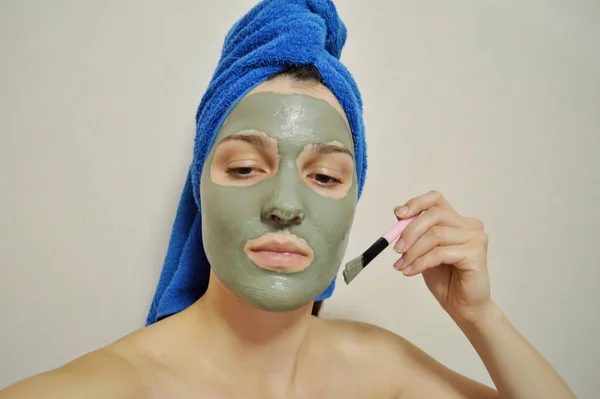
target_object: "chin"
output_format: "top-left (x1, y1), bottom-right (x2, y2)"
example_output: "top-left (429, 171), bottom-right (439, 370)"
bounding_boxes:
top-left (211, 262), bottom-right (335, 313)
top-left (231, 281), bottom-right (326, 313)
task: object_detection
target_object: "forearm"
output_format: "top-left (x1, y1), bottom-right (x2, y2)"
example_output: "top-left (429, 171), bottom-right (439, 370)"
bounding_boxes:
top-left (455, 301), bottom-right (576, 399)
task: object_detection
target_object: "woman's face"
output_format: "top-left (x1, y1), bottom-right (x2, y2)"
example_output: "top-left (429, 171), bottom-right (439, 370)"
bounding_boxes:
top-left (199, 78), bottom-right (358, 311)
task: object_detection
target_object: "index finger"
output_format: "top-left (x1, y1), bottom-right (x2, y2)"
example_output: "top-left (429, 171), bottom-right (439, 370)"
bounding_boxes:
top-left (394, 190), bottom-right (453, 219)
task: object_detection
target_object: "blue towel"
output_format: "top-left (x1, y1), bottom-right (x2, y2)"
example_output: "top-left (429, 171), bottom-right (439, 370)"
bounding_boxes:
top-left (146, 0), bottom-right (367, 325)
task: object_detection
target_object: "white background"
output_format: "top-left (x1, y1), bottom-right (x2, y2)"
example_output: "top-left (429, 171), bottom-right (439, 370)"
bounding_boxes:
top-left (1, 1), bottom-right (598, 397)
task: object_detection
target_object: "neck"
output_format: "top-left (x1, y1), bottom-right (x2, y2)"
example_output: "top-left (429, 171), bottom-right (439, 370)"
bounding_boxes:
top-left (183, 271), bottom-right (314, 380)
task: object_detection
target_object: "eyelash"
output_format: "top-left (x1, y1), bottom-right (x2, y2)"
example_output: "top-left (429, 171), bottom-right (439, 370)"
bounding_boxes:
top-left (225, 167), bottom-right (263, 179)
top-left (225, 168), bottom-right (343, 187)
top-left (309, 173), bottom-right (343, 186)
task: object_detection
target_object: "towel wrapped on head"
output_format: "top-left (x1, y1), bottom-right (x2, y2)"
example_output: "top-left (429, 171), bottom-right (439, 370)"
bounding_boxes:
top-left (146, 0), bottom-right (367, 325)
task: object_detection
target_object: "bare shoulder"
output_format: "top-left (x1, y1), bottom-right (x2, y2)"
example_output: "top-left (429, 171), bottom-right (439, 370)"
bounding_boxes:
top-left (0, 339), bottom-right (149, 399)
top-left (316, 317), bottom-right (499, 398)
top-left (314, 317), bottom-right (430, 377)
top-left (315, 317), bottom-right (417, 365)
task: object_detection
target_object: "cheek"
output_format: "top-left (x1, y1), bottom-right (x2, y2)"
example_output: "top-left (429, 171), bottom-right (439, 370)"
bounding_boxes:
top-left (200, 184), bottom-right (260, 246)
top-left (308, 194), bottom-right (356, 249)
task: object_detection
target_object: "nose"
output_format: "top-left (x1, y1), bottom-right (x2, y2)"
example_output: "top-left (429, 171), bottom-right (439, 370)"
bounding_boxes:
top-left (261, 165), bottom-right (305, 227)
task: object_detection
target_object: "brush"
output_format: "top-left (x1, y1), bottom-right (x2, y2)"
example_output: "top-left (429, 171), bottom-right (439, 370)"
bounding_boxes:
top-left (342, 216), bottom-right (417, 284)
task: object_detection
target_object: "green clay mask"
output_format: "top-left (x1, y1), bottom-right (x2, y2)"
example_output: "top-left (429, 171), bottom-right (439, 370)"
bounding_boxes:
top-left (199, 92), bottom-right (358, 311)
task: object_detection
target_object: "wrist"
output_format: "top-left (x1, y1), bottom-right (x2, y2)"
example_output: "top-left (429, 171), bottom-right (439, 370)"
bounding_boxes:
top-left (452, 300), bottom-right (505, 333)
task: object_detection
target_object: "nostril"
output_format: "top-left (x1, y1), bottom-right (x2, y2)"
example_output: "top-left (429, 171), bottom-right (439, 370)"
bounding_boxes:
top-left (269, 214), bottom-right (281, 222)
top-left (262, 207), bottom-right (303, 225)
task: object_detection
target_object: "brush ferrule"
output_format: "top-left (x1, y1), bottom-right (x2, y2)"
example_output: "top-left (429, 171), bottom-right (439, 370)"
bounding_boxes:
top-left (362, 237), bottom-right (389, 267)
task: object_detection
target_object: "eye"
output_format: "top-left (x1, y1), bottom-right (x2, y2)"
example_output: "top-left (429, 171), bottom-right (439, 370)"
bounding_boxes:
top-left (309, 173), bottom-right (343, 186)
top-left (226, 167), bottom-right (264, 179)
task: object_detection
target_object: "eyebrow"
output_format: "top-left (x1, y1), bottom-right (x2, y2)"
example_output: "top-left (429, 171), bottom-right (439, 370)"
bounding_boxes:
top-left (310, 143), bottom-right (354, 158)
top-left (219, 132), bottom-right (273, 149)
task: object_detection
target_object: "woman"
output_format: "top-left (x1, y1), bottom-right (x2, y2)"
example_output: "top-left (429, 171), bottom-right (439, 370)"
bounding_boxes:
top-left (1, 1), bottom-right (575, 398)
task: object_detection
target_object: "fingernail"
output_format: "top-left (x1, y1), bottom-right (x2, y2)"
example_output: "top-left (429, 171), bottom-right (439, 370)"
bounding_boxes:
top-left (395, 206), bottom-right (409, 218)
top-left (394, 239), bottom-right (406, 252)
top-left (394, 258), bottom-right (404, 269)
top-left (402, 266), bottom-right (413, 275)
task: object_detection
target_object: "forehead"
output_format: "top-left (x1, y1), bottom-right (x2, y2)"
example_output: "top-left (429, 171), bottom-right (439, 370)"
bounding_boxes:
top-left (213, 92), bottom-right (354, 152)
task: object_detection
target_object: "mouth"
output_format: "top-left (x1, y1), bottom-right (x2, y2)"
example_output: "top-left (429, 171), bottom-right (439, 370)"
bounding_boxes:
top-left (244, 232), bottom-right (314, 273)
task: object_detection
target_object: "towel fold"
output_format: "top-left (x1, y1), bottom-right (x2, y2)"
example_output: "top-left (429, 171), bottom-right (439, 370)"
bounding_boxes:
top-left (146, 0), bottom-right (367, 325)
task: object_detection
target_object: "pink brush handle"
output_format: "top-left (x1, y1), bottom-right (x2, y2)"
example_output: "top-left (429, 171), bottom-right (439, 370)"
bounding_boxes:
top-left (382, 216), bottom-right (416, 243)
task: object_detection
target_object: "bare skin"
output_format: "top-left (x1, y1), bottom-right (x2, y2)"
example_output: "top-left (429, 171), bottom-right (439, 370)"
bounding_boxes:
top-left (0, 271), bottom-right (500, 399)
top-left (0, 78), bottom-right (576, 399)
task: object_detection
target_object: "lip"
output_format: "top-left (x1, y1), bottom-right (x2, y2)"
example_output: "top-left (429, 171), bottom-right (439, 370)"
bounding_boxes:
top-left (244, 232), bottom-right (314, 273)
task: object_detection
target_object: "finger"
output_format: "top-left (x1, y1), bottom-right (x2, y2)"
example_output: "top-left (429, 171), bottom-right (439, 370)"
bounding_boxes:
top-left (394, 190), bottom-right (454, 219)
top-left (400, 244), bottom-right (472, 277)
top-left (394, 226), bottom-right (473, 270)
top-left (393, 206), bottom-right (465, 253)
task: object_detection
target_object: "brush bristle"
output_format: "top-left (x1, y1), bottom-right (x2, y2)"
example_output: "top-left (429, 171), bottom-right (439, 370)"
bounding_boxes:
top-left (342, 256), bottom-right (364, 284)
